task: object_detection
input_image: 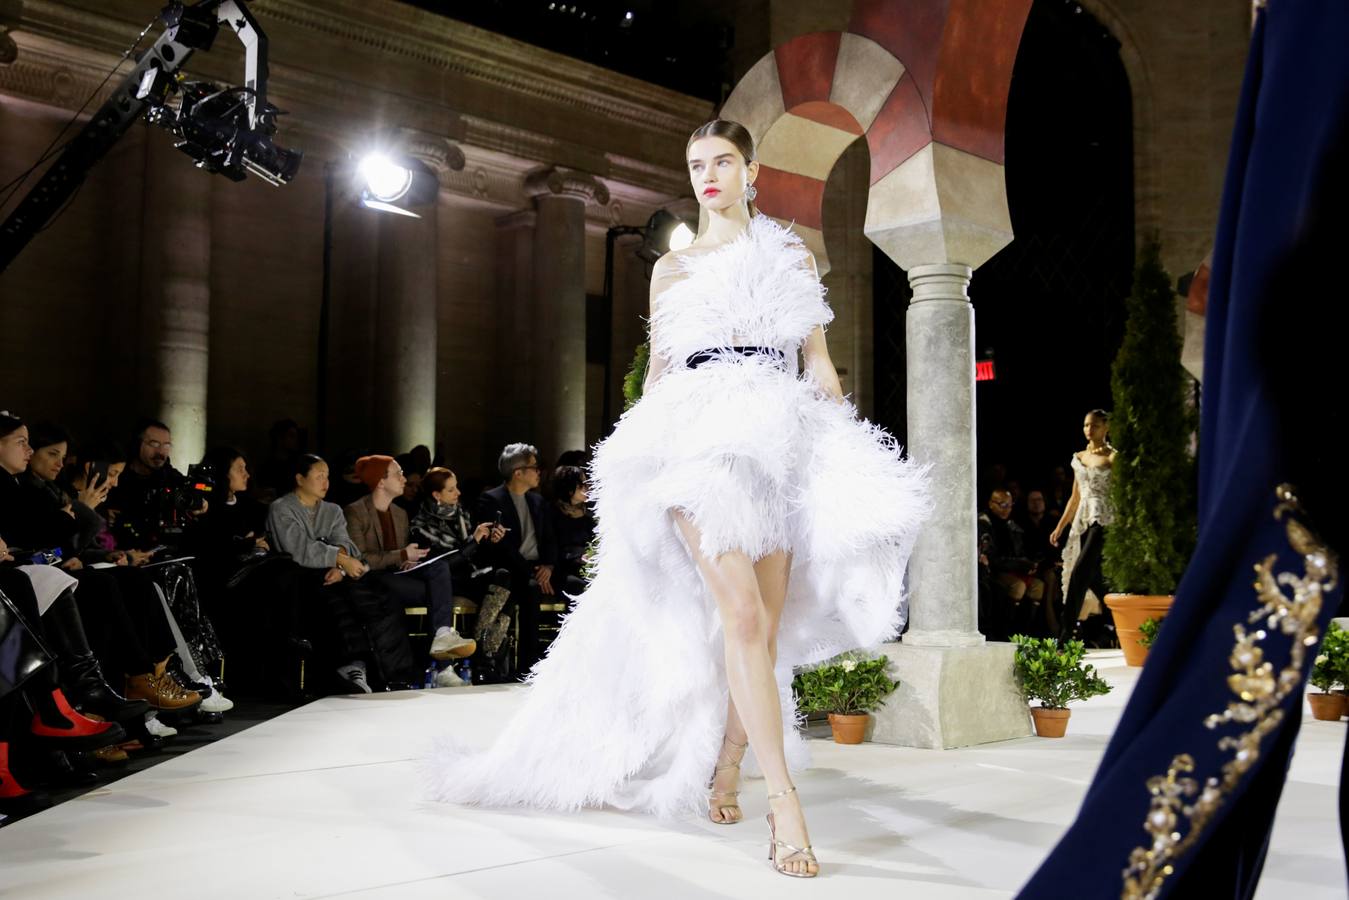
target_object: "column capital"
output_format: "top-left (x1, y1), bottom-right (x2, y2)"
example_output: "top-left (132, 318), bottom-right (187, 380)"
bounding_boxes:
top-left (397, 131), bottom-right (466, 183)
top-left (523, 167), bottom-right (610, 207)
top-left (907, 263), bottom-right (973, 303)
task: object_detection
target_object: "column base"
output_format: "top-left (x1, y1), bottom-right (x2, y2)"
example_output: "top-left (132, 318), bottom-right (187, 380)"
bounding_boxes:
top-left (869, 641), bottom-right (1031, 749)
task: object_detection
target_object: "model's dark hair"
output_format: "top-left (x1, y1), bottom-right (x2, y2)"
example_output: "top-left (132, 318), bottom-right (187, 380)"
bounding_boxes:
top-left (1087, 408), bottom-right (1111, 424)
top-left (687, 119), bottom-right (758, 215)
top-left (0, 410), bottom-right (21, 440)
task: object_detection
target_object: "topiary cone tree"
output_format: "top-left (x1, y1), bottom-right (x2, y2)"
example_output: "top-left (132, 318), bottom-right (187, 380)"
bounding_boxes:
top-left (1101, 242), bottom-right (1198, 595)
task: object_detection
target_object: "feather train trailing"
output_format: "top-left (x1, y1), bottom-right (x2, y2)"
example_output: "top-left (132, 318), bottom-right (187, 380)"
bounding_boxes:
top-left (424, 215), bottom-right (932, 819)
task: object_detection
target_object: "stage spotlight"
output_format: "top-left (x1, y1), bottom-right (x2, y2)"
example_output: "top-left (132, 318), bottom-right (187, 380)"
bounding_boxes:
top-left (668, 222), bottom-right (694, 251)
top-left (636, 209), bottom-right (695, 263)
top-left (359, 153), bottom-right (413, 203)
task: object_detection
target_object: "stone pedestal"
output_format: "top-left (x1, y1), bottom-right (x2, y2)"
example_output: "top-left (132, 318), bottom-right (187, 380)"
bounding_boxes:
top-left (140, 133), bottom-right (211, 465)
top-left (870, 642), bottom-right (1031, 748)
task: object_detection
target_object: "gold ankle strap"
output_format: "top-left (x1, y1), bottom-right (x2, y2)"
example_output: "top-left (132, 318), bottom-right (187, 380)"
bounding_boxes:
top-left (766, 785), bottom-right (797, 801)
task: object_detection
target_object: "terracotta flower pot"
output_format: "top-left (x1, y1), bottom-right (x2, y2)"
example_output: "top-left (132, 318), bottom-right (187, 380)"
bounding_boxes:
top-left (1307, 692), bottom-right (1347, 721)
top-left (828, 713), bottom-right (869, 744)
top-left (1104, 593), bottom-right (1174, 667)
top-left (1030, 707), bottom-right (1071, 738)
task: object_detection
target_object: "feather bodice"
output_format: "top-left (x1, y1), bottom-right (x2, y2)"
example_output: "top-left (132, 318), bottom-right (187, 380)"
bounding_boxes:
top-left (647, 215), bottom-right (834, 366)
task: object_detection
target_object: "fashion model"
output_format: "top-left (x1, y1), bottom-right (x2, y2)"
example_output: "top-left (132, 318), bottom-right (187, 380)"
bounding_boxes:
top-left (428, 119), bottom-right (931, 879)
top-left (1050, 409), bottom-right (1116, 641)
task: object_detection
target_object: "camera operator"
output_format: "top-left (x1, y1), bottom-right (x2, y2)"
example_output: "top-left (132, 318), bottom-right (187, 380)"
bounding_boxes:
top-left (105, 418), bottom-right (211, 552)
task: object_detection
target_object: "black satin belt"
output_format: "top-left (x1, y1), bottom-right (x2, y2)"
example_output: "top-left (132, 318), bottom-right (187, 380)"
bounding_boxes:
top-left (685, 346), bottom-right (788, 370)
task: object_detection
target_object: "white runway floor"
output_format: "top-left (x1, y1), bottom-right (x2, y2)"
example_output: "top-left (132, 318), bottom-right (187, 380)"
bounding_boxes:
top-left (0, 651), bottom-right (1344, 899)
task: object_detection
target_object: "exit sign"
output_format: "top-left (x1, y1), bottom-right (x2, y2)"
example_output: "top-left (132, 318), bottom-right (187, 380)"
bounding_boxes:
top-left (976, 360), bottom-right (996, 382)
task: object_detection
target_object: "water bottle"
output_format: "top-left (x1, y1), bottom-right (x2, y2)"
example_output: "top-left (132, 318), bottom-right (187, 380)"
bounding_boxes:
top-left (423, 663), bottom-right (436, 690)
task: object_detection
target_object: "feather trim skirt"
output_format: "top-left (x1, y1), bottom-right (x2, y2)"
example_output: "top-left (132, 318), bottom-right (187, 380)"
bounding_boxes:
top-left (424, 358), bottom-right (931, 818)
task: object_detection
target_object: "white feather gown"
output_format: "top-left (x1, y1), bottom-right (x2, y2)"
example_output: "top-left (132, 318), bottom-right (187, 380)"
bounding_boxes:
top-left (425, 215), bottom-right (931, 818)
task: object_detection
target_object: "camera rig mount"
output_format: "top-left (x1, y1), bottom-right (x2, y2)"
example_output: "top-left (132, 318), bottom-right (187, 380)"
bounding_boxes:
top-left (0, 0), bottom-right (302, 273)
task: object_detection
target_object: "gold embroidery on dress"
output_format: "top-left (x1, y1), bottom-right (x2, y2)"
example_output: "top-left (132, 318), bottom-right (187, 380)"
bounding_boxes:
top-left (1121, 484), bottom-right (1338, 900)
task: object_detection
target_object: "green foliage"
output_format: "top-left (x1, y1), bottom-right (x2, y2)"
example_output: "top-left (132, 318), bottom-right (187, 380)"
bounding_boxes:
top-left (1137, 616), bottom-right (1162, 650)
top-left (622, 342), bottom-right (650, 411)
top-left (1011, 634), bottom-right (1112, 710)
top-left (1311, 622), bottom-right (1349, 693)
top-left (580, 534), bottom-right (600, 585)
top-left (792, 652), bottom-right (899, 715)
top-left (1102, 242), bottom-right (1198, 595)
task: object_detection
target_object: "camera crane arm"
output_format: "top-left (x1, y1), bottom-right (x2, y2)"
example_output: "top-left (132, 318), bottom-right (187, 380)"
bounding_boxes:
top-left (0, 0), bottom-right (299, 274)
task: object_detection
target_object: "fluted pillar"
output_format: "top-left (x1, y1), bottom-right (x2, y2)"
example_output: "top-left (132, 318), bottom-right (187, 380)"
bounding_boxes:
top-left (140, 133), bottom-right (211, 465)
top-left (903, 264), bottom-right (982, 646)
top-left (524, 168), bottom-right (609, 460)
top-left (373, 134), bottom-right (464, 452)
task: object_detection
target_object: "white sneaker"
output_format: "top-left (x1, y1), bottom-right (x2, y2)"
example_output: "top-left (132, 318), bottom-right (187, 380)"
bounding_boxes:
top-left (196, 675), bottom-right (235, 713)
top-left (337, 663), bottom-right (372, 694)
top-left (144, 713), bottom-right (177, 738)
top-left (435, 667), bottom-right (468, 688)
top-left (430, 627), bottom-right (477, 661)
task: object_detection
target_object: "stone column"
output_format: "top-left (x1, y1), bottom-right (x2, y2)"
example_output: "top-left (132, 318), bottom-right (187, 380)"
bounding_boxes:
top-left (373, 135), bottom-right (464, 453)
top-left (524, 168), bottom-right (609, 461)
top-left (375, 204), bottom-right (437, 452)
top-left (903, 264), bottom-right (982, 646)
top-left (140, 133), bottom-right (211, 465)
top-left (869, 263), bottom-right (1030, 749)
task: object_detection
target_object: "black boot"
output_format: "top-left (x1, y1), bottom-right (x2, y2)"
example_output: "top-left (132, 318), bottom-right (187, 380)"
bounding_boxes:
top-left (45, 592), bottom-right (150, 723)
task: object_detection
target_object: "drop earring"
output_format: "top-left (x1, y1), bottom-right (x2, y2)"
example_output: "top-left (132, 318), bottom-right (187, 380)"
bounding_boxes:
top-left (746, 185), bottom-right (758, 202)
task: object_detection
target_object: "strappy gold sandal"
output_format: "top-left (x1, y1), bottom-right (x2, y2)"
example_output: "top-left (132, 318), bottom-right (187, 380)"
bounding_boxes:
top-left (766, 785), bottom-right (819, 878)
top-left (706, 736), bottom-right (748, 824)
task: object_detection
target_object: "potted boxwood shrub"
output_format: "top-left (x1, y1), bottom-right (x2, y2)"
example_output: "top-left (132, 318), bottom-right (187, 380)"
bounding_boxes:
top-left (1102, 242), bottom-right (1198, 665)
top-left (792, 653), bottom-right (899, 744)
top-left (1011, 635), bottom-right (1112, 737)
top-left (1309, 622), bottom-right (1349, 721)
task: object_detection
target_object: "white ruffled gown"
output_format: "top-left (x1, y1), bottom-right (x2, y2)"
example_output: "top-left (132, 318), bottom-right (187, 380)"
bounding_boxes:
top-left (426, 215), bottom-right (931, 818)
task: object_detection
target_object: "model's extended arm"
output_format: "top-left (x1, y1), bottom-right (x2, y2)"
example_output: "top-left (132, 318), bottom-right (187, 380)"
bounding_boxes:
top-left (800, 252), bottom-right (845, 403)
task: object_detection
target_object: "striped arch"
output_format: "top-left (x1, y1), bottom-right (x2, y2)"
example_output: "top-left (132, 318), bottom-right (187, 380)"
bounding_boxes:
top-left (718, 0), bottom-right (1032, 274)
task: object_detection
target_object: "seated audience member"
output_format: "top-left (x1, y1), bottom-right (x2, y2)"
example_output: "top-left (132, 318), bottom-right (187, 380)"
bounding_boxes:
top-left (546, 465), bottom-right (595, 597)
top-left (195, 446), bottom-right (308, 695)
top-left (0, 413), bottom-right (202, 716)
top-left (344, 455), bottom-right (474, 676)
top-left (1017, 488), bottom-right (1063, 616)
top-left (979, 489), bottom-right (1047, 638)
top-left (267, 454), bottom-right (416, 692)
top-left (411, 467), bottom-right (512, 681)
top-left (38, 426), bottom-right (230, 712)
top-left (474, 443), bottom-right (557, 675)
top-left (104, 418), bottom-right (209, 549)
top-left (0, 570), bottom-right (134, 818)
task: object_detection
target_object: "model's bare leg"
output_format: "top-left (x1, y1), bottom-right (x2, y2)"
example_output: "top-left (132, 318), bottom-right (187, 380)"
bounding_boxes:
top-left (675, 514), bottom-right (816, 875)
top-left (711, 548), bottom-right (792, 823)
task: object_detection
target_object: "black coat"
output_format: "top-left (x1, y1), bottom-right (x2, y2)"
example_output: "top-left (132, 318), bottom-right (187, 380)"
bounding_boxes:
top-left (473, 486), bottom-right (557, 572)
